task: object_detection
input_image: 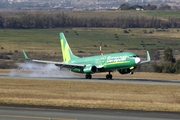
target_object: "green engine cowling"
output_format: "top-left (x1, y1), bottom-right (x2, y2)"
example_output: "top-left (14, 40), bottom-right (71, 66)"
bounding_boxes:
top-left (71, 68), bottom-right (82, 73)
top-left (83, 65), bottom-right (97, 73)
top-left (71, 65), bottom-right (97, 74)
top-left (118, 68), bottom-right (131, 74)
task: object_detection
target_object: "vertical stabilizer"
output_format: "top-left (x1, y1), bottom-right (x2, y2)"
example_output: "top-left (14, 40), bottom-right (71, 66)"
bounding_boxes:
top-left (60, 32), bottom-right (79, 63)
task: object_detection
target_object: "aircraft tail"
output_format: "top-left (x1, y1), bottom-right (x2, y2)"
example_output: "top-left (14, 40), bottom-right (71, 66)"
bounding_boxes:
top-left (60, 32), bottom-right (79, 63)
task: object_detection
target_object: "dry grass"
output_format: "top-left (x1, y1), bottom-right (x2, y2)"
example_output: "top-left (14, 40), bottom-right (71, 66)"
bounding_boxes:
top-left (0, 73), bottom-right (180, 112)
top-left (94, 72), bottom-right (180, 80)
top-left (0, 69), bottom-right (11, 73)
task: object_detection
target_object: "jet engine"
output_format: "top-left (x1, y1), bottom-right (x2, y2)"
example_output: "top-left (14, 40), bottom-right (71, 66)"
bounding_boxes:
top-left (118, 68), bottom-right (133, 74)
top-left (83, 65), bottom-right (97, 73)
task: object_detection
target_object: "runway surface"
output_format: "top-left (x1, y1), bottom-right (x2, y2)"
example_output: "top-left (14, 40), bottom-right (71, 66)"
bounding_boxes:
top-left (1, 73), bottom-right (180, 85)
top-left (0, 105), bottom-right (180, 120)
top-left (0, 73), bottom-right (180, 119)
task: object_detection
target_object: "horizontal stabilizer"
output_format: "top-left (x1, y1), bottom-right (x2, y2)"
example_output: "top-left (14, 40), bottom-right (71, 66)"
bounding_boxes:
top-left (22, 50), bottom-right (29, 60)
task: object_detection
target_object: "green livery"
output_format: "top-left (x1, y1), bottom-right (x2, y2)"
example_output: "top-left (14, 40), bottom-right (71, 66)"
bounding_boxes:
top-left (22, 50), bottom-right (29, 60)
top-left (60, 33), bottom-right (79, 62)
top-left (22, 32), bottom-right (151, 79)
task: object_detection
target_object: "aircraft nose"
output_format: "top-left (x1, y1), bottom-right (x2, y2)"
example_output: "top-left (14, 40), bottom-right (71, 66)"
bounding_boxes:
top-left (135, 57), bottom-right (141, 64)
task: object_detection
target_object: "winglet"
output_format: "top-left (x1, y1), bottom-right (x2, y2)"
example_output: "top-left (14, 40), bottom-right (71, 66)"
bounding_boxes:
top-left (146, 51), bottom-right (151, 62)
top-left (22, 50), bottom-right (29, 60)
top-left (140, 51), bottom-right (151, 64)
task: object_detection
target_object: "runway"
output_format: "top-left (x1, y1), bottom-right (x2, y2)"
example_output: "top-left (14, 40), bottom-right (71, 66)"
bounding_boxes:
top-left (0, 72), bottom-right (180, 119)
top-left (1, 73), bottom-right (180, 85)
top-left (0, 105), bottom-right (180, 120)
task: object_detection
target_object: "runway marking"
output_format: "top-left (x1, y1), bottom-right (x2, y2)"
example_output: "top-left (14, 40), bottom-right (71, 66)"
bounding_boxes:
top-left (0, 106), bottom-right (67, 112)
top-left (0, 114), bottom-right (75, 120)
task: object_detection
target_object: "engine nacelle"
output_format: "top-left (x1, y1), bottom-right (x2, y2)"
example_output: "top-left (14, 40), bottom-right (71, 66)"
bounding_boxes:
top-left (83, 65), bottom-right (97, 73)
top-left (118, 69), bottom-right (131, 74)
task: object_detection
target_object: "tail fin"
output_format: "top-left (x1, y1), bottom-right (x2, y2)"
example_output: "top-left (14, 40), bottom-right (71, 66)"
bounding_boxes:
top-left (60, 32), bottom-right (79, 63)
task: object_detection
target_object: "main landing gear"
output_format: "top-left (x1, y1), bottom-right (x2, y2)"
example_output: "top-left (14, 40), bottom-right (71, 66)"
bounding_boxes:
top-left (85, 74), bottom-right (92, 79)
top-left (106, 72), bottom-right (112, 79)
top-left (85, 72), bottom-right (113, 79)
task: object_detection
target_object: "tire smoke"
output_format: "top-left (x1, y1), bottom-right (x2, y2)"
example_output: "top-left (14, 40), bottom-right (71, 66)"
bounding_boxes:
top-left (9, 62), bottom-right (79, 78)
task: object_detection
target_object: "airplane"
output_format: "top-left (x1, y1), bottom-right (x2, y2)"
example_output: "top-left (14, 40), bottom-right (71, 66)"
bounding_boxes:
top-left (22, 32), bottom-right (151, 79)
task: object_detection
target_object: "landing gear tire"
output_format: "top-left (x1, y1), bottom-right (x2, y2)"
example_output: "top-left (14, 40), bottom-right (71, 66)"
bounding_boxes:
top-left (85, 74), bottom-right (92, 79)
top-left (106, 73), bottom-right (112, 79)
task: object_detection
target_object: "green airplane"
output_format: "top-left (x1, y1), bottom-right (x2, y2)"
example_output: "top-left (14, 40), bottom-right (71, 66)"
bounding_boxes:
top-left (23, 32), bottom-right (150, 79)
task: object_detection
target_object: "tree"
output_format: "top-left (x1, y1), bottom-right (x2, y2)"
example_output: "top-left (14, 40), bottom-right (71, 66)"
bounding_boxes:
top-left (119, 3), bottom-right (130, 10)
top-left (130, 4), bottom-right (143, 10)
top-left (153, 48), bottom-right (177, 73)
top-left (143, 4), bottom-right (157, 10)
top-left (158, 4), bottom-right (171, 10)
top-left (0, 15), bottom-right (4, 28)
top-left (154, 50), bottom-right (161, 62)
top-left (163, 48), bottom-right (176, 63)
top-left (149, 49), bottom-right (160, 63)
top-left (174, 59), bottom-right (180, 73)
top-left (162, 63), bottom-right (175, 73)
top-left (153, 64), bottom-right (163, 73)
top-left (20, 12), bottom-right (35, 28)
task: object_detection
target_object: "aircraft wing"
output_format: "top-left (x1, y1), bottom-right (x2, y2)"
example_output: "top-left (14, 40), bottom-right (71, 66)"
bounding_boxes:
top-left (32, 59), bottom-right (85, 69)
top-left (22, 50), bottom-right (85, 69)
top-left (140, 51), bottom-right (151, 64)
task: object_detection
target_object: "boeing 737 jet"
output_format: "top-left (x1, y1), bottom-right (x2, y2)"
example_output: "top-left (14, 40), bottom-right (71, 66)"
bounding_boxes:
top-left (23, 32), bottom-right (150, 79)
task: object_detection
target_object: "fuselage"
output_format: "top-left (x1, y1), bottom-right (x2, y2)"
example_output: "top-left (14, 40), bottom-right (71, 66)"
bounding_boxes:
top-left (68, 52), bottom-right (141, 73)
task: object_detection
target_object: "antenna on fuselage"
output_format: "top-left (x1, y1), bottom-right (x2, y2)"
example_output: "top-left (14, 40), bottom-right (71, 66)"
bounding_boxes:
top-left (99, 41), bottom-right (103, 55)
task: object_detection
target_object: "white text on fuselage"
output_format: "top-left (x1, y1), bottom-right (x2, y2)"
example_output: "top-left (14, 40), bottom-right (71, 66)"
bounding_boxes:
top-left (107, 56), bottom-right (127, 63)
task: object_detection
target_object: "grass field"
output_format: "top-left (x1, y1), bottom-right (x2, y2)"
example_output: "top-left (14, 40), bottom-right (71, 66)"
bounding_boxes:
top-left (0, 71), bottom-right (180, 112)
top-left (0, 28), bottom-right (180, 62)
top-left (0, 26), bottom-right (180, 111)
top-left (0, 10), bottom-right (180, 112)
top-left (67, 10), bottom-right (180, 19)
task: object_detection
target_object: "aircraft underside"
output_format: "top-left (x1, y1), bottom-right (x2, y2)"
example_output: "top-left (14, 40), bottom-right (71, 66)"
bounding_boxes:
top-left (85, 68), bottom-right (134, 79)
